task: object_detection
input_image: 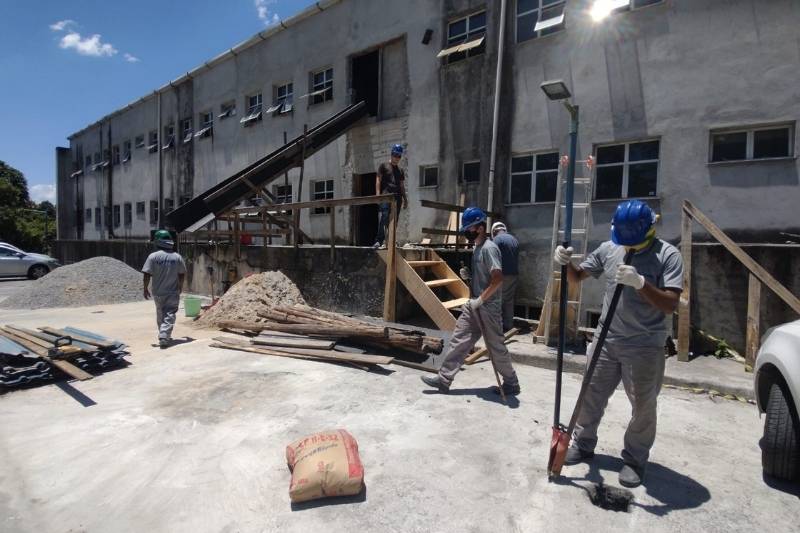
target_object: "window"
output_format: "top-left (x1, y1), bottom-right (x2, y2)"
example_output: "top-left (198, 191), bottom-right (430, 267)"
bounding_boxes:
top-left (85, 155), bottom-right (92, 169)
top-left (124, 203), bottom-right (132, 227)
top-left (517, 0), bottom-right (566, 43)
top-left (135, 135), bottom-right (145, 149)
top-left (710, 125), bottom-right (793, 163)
top-left (94, 207), bottom-right (101, 229)
top-left (149, 200), bottom-right (158, 225)
top-left (136, 201), bottom-right (145, 220)
top-left (462, 161), bottom-right (481, 183)
top-left (122, 140), bottom-right (132, 163)
top-left (420, 165), bottom-right (439, 188)
top-left (162, 124), bottom-right (175, 150)
top-left (241, 93), bottom-right (263, 126)
top-left (595, 140), bottom-right (660, 200)
top-left (181, 118), bottom-right (193, 143)
top-left (85, 208), bottom-right (92, 223)
top-left (274, 184), bottom-right (293, 204)
top-left (165, 198), bottom-right (174, 213)
top-left (219, 101), bottom-right (236, 119)
top-left (587, 0), bottom-right (663, 22)
top-left (442, 11), bottom-right (486, 63)
top-left (310, 68), bottom-right (333, 105)
top-left (311, 179), bottom-right (334, 214)
top-left (269, 82), bottom-right (294, 115)
top-left (509, 151), bottom-right (560, 204)
top-left (112, 145), bottom-right (120, 165)
top-left (195, 111), bottom-right (213, 139)
top-left (147, 130), bottom-right (158, 153)
top-left (113, 205), bottom-right (121, 228)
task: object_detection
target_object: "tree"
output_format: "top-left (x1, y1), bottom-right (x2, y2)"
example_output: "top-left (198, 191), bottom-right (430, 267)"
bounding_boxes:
top-left (0, 160), bottom-right (55, 253)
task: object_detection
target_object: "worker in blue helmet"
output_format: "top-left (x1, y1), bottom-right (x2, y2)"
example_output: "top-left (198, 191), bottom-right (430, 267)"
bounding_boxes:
top-left (553, 199), bottom-right (683, 488)
top-left (421, 207), bottom-right (521, 396)
top-left (372, 144), bottom-right (408, 249)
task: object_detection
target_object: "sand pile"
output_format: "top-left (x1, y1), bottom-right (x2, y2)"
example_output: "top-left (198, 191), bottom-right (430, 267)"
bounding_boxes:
top-left (196, 271), bottom-right (306, 328)
top-left (0, 256), bottom-right (143, 309)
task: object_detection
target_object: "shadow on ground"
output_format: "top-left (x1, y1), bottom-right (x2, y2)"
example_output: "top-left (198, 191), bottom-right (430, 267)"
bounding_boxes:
top-left (422, 386), bottom-right (520, 408)
top-left (290, 485), bottom-right (367, 511)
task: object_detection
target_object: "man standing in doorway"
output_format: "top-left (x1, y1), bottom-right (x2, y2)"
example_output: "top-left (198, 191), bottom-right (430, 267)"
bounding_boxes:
top-left (142, 230), bottom-right (186, 349)
top-left (421, 207), bottom-right (520, 396)
top-left (372, 144), bottom-right (408, 249)
top-left (553, 200), bottom-right (683, 487)
top-left (491, 221), bottom-right (519, 332)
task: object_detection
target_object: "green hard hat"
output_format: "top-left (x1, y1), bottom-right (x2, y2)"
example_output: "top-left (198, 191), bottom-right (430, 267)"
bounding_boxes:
top-left (154, 229), bottom-right (172, 241)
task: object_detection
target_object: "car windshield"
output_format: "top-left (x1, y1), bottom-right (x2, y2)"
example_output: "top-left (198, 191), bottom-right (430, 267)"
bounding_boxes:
top-left (0, 242), bottom-right (23, 253)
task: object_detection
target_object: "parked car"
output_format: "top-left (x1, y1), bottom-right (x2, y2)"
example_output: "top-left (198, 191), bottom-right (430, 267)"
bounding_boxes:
top-left (0, 244), bottom-right (61, 279)
top-left (754, 320), bottom-right (800, 482)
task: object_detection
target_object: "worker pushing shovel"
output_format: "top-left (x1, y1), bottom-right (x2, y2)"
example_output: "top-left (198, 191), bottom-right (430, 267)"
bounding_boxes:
top-left (548, 200), bottom-right (684, 488)
top-left (420, 207), bottom-right (520, 398)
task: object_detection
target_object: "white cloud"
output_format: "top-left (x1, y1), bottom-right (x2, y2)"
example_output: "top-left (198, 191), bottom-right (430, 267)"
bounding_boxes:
top-left (59, 32), bottom-right (118, 57)
top-left (30, 184), bottom-right (56, 204)
top-left (124, 53), bottom-right (140, 63)
top-left (49, 19), bottom-right (76, 32)
top-left (255, 0), bottom-right (280, 26)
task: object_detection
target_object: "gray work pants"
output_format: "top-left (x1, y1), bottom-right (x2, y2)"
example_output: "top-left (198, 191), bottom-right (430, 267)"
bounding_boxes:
top-left (438, 304), bottom-right (518, 387)
top-left (153, 293), bottom-right (180, 340)
top-left (573, 341), bottom-right (666, 468)
top-left (501, 275), bottom-right (518, 332)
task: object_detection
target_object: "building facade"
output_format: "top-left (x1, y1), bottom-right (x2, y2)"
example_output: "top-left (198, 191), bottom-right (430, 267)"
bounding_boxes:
top-left (57, 0), bottom-right (800, 320)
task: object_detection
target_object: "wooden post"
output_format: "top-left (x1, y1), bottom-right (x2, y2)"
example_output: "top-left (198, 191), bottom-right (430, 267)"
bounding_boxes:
top-left (294, 125), bottom-right (307, 250)
top-left (234, 212), bottom-right (241, 260)
top-left (383, 199), bottom-right (398, 322)
top-left (330, 207), bottom-right (336, 267)
top-left (677, 206), bottom-right (692, 362)
top-left (746, 273), bottom-right (761, 372)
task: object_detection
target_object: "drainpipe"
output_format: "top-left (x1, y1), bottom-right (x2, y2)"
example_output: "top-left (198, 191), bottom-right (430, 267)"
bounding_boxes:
top-left (486, 0), bottom-right (507, 226)
top-left (157, 91), bottom-right (164, 229)
top-left (107, 124), bottom-right (114, 238)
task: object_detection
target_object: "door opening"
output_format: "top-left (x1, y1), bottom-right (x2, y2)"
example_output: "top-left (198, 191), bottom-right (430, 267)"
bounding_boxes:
top-left (352, 50), bottom-right (380, 117)
top-left (355, 172), bottom-right (378, 246)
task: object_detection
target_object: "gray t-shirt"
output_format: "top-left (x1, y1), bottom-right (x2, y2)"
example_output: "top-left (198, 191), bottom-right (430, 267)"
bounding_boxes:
top-left (493, 232), bottom-right (519, 276)
top-left (142, 250), bottom-right (186, 296)
top-left (472, 239), bottom-right (503, 313)
top-left (580, 239), bottom-right (683, 347)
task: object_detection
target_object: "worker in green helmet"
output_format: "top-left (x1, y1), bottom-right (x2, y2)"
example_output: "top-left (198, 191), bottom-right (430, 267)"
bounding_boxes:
top-left (142, 229), bottom-right (186, 349)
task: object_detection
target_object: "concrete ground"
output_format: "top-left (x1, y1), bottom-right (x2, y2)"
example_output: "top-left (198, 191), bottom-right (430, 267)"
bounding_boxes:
top-left (1, 300), bottom-right (798, 533)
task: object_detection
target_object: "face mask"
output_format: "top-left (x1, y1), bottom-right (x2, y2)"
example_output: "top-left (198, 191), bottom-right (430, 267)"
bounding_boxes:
top-left (464, 230), bottom-right (478, 242)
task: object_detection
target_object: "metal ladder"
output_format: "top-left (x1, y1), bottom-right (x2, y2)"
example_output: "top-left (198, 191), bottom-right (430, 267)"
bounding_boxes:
top-left (536, 156), bottom-right (595, 345)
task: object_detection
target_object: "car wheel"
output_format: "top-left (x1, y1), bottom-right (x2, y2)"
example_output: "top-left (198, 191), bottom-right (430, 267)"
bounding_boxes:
top-left (27, 265), bottom-right (49, 280)
top-left (762, 381), bottom-right (800, 481)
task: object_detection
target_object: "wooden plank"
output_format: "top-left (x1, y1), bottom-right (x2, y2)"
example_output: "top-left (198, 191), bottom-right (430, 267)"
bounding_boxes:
top-left (257, 330), bottom-right (314, 339)
top-left (422, 227), bottom-right (462, 236)
top-left (745, 274), bottom-right (761, 372)
top-left (0, 330), bottom-right (92, 380)
top-left (443, 298), bottom-right (469, 310)
top-left (212, 337), bottom-right (393, 365)
top-left (383, 200), bottom-right (398, 322)
top-left (684, 200), bottom-right (800, 315)
top-left (420, 199), bottom-right (501, 218)
top-left (38, 327), bottom-right (116, 349)
top-left (218, 320), bottom-right (388, 338)
top-left (232, 193), bottom-right (395, 213)
top-left (677, 207), bottom-right (692, 362)
top-left (390, 359), bottom-right (438, 373)
top-left (251, 337), bottom-right (336, 350)
top-left (3, 326), bottom-right (83, 356)
top-left (407, 260), bottom-right (445, 267)
top-left (425, 279), bottom-right (460, 289)
top-left (465, 328), bottom-right (520, 365)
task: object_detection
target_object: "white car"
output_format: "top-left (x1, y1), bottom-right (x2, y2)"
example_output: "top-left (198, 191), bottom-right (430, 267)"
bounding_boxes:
top-left (0, 244), bottom-right (61, 279)
top-left (754, 320), bottom-right (800, 482)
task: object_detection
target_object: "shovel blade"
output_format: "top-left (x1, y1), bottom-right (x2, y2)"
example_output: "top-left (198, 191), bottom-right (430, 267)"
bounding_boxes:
top-left (547, 426), bottom-right (571, 480)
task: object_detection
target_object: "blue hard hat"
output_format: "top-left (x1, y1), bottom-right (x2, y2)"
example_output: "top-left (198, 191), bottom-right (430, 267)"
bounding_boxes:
top-left (611, 200), bottom-right (656, 246)
top-left (391, 144), bottom-right (404, 156)
top-left (460, 206), bottom-right (487, 233)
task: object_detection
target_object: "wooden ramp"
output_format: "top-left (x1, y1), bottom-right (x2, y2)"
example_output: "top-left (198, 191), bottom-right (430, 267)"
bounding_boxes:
top-left (379, 249), bottom-right (469, 331)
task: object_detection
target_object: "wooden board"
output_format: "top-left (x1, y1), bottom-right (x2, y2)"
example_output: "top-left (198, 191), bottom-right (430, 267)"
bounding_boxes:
top-left (3, 326), bottom-right (83, 355)
top-left (251, 337), bottom-right (336, 350)
top-left (212, 337), bottom-right (393, 365)
top-left (677, 208), bottom-right (693, 362)
top-left (38, 327), bottom-right (116, 349)
top-left (383, 200), bottom-right (398, 322)
top-left (745, 273), bottom-right (761, 372)
top-left (257, 330), bottom-right (315, 339)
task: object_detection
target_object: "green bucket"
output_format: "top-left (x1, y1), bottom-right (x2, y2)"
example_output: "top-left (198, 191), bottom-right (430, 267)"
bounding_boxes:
top-left (184, 296), bottom-right (202, 317)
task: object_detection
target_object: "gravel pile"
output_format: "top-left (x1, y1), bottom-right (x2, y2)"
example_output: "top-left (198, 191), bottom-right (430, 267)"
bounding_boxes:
top-left (0, 256), bottom-right (143, 310)
top-left (196, 271), bottom-right (306, 328)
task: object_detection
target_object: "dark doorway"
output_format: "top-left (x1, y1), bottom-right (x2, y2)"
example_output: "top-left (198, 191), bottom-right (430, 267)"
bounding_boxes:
top-left (355, 172), bottom-right (378, 246)
top-left (352, 50), bottom-right (380, 117)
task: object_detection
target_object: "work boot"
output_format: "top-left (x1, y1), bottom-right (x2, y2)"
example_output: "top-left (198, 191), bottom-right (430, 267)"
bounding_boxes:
top-left (372, 242), bottom-right (381, 249)
top-left (619, 463), bottom-right (644, 488)
top-left (421, 375), bottom-right (450, 393)
top-left (159, 338), bottom-right (170, 349)
top-left (564, 446), bottom-right (595, 466)
top-left (492, 381), bottom-right (521, 396)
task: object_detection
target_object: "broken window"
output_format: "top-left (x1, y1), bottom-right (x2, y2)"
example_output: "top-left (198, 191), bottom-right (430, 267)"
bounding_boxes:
top-left (710, 125), bottom-right (793, 162)
top-left (462, 161), bottom-right (481, 183)
top-left (219, 101), bottom-right (236, 119)
top-left (162, 124), bottom-right (175, 150)
top-left (517, 0), bottom-right (566, 43)
top-left (181, 118), bottom-right (193, 144)
top-left (147, 131), bottom-right (159, 153)
top-left (595, 140), bottom-right (660, 200)
top-left (124, 203), bottom-right (132, 227)
top-left (312, 179), bottom-right (334, 214)
top-left (195, 111), bottom-right (214, 139)
top-left (85, 208), bottom-right (92, 223)
top-left (113, 205), bottom-right (121, 228)
top-left (136, 201), bottom-right (145, 220)
top-left (135, 135), bottom-right (145, 149)
top-left (441, 10), bottom-right (486, 63)
top-left (112, 145), bottom-right (120, 165)
top-left (94, 207), bottom-right (101, 229)
top-left (123, 140), bottom-right (132, 163)
top-left (509, 151), bottom-right (559, 204)
top-left (270, 82), bottom-right (294, 115)
top-left (241, 93), bottom-right (263, 126)
top-left (149, 200), bottom-right (158, 226)
top-left (420, 165), bottom-right (439, 188)
top-left (310, 68), bottom-right (333, 105)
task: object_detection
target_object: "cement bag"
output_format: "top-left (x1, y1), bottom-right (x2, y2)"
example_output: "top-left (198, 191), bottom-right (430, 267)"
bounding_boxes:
top-left (286, 429), bottom-right (364, 503)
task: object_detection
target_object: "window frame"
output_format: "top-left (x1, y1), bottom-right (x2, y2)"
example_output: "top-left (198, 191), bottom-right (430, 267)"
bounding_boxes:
top-left (507, 150), bottom-right (561, 205)
top-left (149, 200), bottom-right (159, 226)
top-left (270, 82), bottom-right (295, 115)
top-left (219, 101), bottom-right (237, 120)
top-left (113, 204), bottom-right (121, 228)
top-left (444, 10), bottom-right (487, 63)
top-left (123, 202), bottom-right (132, 227)
top-left (136, 201), bottom-right (146, 220)
top-left (515, 0), bottom-right (567, 44)
top-left (181, 118), bottom-right (193, 144)
top-left (241, 93), bottom-right (263, 126)
top-left (310, 68), bottom-right (334, 105)
top-left (311, 179), bottom-right (335, 215)
top-left (112, 145), bottom-right (121, 166)
top-left (85, 208), bottom-right (92, 223)
top-left (94, 207), bottom-right (101, 229)
top-left (148, 130), bottom-right (159, 153)
top-left (593, 139), bottom-right (661, 201)
top-left (462, 160), bottom-right (481, 184)
top-left (135, 135), bottom-right (145, 149)
top-left (420, 165), bottom-right (440, 188)
top-left (709, 123), bottom-right (795, 163)
top-left (122, 140), bottom-right (132, 163)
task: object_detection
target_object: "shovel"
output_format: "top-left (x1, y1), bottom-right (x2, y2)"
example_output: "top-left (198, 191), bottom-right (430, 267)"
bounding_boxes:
top-left (548, 248), bottom-right (635, 480)
top-left (474, 309), bottom-right (507, 404)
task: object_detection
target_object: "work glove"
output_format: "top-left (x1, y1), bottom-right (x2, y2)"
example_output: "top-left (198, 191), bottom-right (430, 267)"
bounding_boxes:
top-left (554, 245), bottom-right (574, 266)
top-left (459, 266), bottom-right (471, 281)
top-left (615, 265), bottom-right (645, 290)
top-left (463, 296), bottom-right (483, 312)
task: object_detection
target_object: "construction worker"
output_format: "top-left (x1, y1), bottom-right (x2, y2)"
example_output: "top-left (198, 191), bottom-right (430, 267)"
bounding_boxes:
top-left (372, 144), bottom-right (408, 249)
top-left (142, 230), bottom-right (186, 349)
top-left (553, 199), bottom-right (683, 488)
top-left (421, 207), bottom-right (520, 396)
top-left (491, 221), bottom-right (519, 332)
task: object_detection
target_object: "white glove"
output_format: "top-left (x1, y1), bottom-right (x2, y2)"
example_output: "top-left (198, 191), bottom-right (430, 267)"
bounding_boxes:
top-left (459, 266), bottom-right (471, 281)
top-left (554, 245), bottom-right (573, 266)
top-left (464, 296), bottom-right (483, 312)
top-left (615, 265), bottom-right (645, 290)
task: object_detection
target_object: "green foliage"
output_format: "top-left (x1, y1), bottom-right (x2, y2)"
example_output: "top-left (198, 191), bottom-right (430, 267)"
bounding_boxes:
top-left (0, 160), bottom-right (55, 253)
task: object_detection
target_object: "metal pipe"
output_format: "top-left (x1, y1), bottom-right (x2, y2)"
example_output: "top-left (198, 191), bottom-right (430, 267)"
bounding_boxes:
top-left (158, 91), bottom-right (163, 229)
top-left (486, 0), bottom-right (508, 225)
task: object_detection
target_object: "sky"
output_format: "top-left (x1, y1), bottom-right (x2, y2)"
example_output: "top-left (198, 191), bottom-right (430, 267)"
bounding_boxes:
top-left (0, 0), bottom-right (317, 204)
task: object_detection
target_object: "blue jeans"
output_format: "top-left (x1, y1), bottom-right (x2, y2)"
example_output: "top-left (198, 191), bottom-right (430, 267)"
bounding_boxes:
top-left (374, 203), bottom-right (391, 245)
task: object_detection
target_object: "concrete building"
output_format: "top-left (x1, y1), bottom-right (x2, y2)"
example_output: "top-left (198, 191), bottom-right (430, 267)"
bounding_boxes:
top-left (57, 0), bottom-right (800, 326)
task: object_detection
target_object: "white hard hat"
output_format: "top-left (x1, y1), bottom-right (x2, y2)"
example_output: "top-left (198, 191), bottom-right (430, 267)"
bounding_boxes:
top-left (491, 222), bottom-right (507, 235)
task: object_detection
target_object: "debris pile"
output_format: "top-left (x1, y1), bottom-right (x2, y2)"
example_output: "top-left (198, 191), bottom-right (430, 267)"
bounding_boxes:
top-left (0, 257), bottom-right (142, 309)
top-left (195, 271), bottom-right (306, 328)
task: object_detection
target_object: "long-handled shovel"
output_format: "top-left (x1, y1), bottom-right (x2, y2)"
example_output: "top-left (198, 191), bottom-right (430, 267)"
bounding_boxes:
top-left (548, 248), bottom-right (635, 480)
top-left (474, 310), bottom-right (507, 404)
